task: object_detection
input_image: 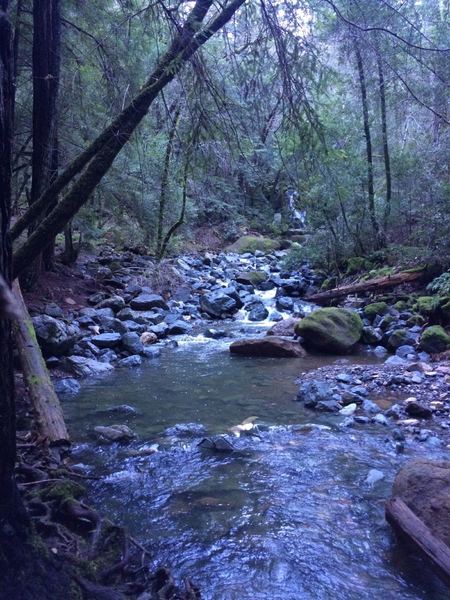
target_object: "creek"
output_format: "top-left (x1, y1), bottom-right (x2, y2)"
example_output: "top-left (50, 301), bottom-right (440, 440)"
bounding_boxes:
top-left (62, 266), bottom-right (448, 600)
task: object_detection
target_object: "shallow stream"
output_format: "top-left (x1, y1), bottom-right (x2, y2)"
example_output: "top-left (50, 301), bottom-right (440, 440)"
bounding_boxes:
top-left (64, 334), bottom-right (448, 599)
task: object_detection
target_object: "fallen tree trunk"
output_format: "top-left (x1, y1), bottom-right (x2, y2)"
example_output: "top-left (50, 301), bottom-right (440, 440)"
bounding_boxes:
top-left (12, 280), bottom-right (69, 446)
top-left (386, 497), bottom-right (450, 587)
top-left (307, 268), bottom-right (426, 304)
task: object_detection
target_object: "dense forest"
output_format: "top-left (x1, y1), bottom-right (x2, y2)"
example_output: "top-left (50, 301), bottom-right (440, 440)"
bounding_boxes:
top-left (1, 0), bottom-right (450, 599)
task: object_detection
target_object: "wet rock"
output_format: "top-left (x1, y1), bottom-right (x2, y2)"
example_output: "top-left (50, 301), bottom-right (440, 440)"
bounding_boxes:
top-left (373, 345), bottom-right (388, 357)
top-left (361, 326), bottom-right (383, 345)
top-left (54, 378), bottom-right (81, 395)
top-left (198, 436), bottom-right (235, 452)
top-left (248, 303), bottom-right (269, 322)
top-left (66, 355), bottom-right (114, 377)
top-left (365, 469), bottom-right (384, 486)
top-left (200, 290), bottom-right (238, 319)
top-left (336, 373), bottom-right (353, 384)
top-left (167, 320), bottom-right (192, 335)
top-left (98, 349), bottom-right (118, 363)
top-left (396, 344), bottom-right (417, 359)
top-left (96, 295), bottom-right (126, 312)
top-left (392, 459), bottom-right (450, 545)
top-left (164, 423), bottom-right (207, 438)
top-left (339, 403), bottom-right (357, 416)
top-left (140, 331), bottom-right (158, 345)
top-left (405, 400), bottom-right (432, 419)
top-left (372, 414), bottom-right (388, 425)
top-left (387, 328), bottom-right (416, 350)
top-left (117, 355), bottom-right (142, 368)
top-left (420, 325), bottom-right (450, 354)
top-left (105, 404), bottom-right (138, 415)
top-left (142, 346), bottom-right (161, 359)
top-left (92, 332), bottom-right (122, 349)
top-left (148, 322), bottom-right (169, 338)
top-left (295, 307), bottom-right (363, 354)
top-left (32, 314), bottom-right (78, 357)
top-left (362, 399), bottom-right (381, 414)
top-left (230, 337), bottom-right (306, 358)
top-left (204, 328), bottom-right (227, 339)
top-left (385, 355), bottom-right (406, 366)
top-left (266, 317), bottom-right (298, 337)
top-left (297, 380), bottom-right (333, 408)
top-left (93, 424), bottom-right (135, 443)
top-left (130, 293), bottom-right (169, 311)
top-left (121, 332), bottom-right (144, 354)
top-left (276, 296), bottom-right (294, 311)
top-left (235, 271), bottom-right (268, 286)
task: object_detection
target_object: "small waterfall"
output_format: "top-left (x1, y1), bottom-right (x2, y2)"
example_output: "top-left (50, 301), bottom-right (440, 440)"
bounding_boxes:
top-left (286, 190), bottom-right (306, 228)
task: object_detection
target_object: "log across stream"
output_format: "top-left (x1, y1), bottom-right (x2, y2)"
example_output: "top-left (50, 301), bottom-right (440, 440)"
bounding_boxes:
top-left (62, 333), bottom-right (449, 600)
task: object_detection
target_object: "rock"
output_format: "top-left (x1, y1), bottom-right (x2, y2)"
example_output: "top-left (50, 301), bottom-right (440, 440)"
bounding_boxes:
top-left (373, 345), bottom-right (388, 357)
top-left (385, 355), bottom-right (406, 366)
top-left (66, 356), bottom-right (114, 378)
top-left (198, 436), bottom-right (235, 452)
top-left (392, 459), bottom-right (450, 546)
top-left (372, 414), bottom-right (388, 425)
top-left (363, 302), bottom-right (389, 319)
top-left (226, 235), bottom-right (280, 254)
top-left (142, 346), bottom-right (161, 358)
top-left (105, 404), bottom-right (137, 415)
top-left (339, 403), bottom-right (357, 416)
top-left (130, 293), bottom-right (168, 311)
top-left (248, 304), bottom-right (269, 321)
top-left (32, 315), bottom-right (78, 357)
top-left (405, 401), bottom-right (432, 419)
top-left (148, 323), bottom-right (169, 338)
top-left (230, 337), bottom-right (306, 358)
top-left (235, 271), bottom-right (268, 286)
top-left (164, 423), bottom-right (207, 438)
top-left (140, 331), bottom-right (158, 345)
top-left (117, 355), bottom-right (142, 368)
top-left (266, 317), bottom-right (298, 337)
top-left (200, 290), bottom-right (238, 319)
top-left (54, 378), bottom-right (80, 395)
top-left (420, 325), bottom-right (450, 353)
top-left (365, 469), bottom-right (384, 486)
top-left (414, 295), bottom-right (441, 317)
top-left (167, 320), bottom-right (192, 335)
top-left (91, 332), bottom-right (122, 349)
top-left (396, 344), bottom-right (416, 359)
top-left (297, 380), bottom-right (333, 408)
top-left (336, 373), bottom-right (353, 384)
top-left (387, 328), bottom-right (416, 350)
top-left (93, 424), bottom-right (135, 443)
top-left (276, 296), bottom-right (294, 311)
top-left (96, 295), bottom-right (125, 312)
top-left (44, 303), bottom-right (64, 318)
top-left (361, 326), bottom-right (383, 345)
top-left (362, 399), bottom-right (381, 414)
top-left (121, 332), bottom-right (144, 354)
top-left (295, 307), bottom-right (363, 354)
top-left (204, 328), bottom-right (227, 339)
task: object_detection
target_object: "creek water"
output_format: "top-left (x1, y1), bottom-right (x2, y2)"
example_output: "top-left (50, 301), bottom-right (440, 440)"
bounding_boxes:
top-left (63, 332), bottom-right (448, 600)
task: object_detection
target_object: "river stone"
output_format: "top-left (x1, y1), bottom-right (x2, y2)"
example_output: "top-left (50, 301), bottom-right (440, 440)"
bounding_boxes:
top-left (94, 424), bottom-right (135, 443)
top-left (167, 320), bottom-right (192, 335)
top-left (66, 355), bottom-right (114, 377)
top-left (96, 295), bottom-right (126, 312)
top-left (266, 317), bottom-right (298, 337)
top-left (121, 332), bottom-right (144, 354)
top-left (297, 380), bottom-right (333, 407)
top-left (420, 325), bottom-right (450, 353)
top-left (91, 332), bottom-right (122, 349)
top-left (54, 378), bottom-right (81, 395)
top-left (365, 469), bottom-right (384, 486)
top-left (204, 328), bottom-right (227, 339)
top-left (140, 331), bottom-right (158, 345)
top-left (198, 436), bottom-right (235, 452)
top-left (32, 314), bottom-right (78, 357)
top-left (387, 328), bottom-right (417, 350)
top-left (276, 296), bottom-right (294, 311)
top-left (391, 459), bottom-right (450, 546)
top-left (230, 337), bottom-right (306, 358)
top-left (295, 307), bottom-right (363, 354)
top-left (117, 355), bottom-right (142, 368)
top-left (142, 346), bottom-right (161, 358)
top-left (405, 400), bottom-right (432, 419)
top-left (130, 293), bottom-right (168, 311)
top-left (248, 304), bottom-right (269, 322)
top-left (235, 270), bottom-right (268, 286)
top-left (200, 290), bottom-right (238, 319)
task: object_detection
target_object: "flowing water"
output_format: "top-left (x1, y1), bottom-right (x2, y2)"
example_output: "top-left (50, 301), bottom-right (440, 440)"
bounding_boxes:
top-left (63, 335), bottom-right (448, 600)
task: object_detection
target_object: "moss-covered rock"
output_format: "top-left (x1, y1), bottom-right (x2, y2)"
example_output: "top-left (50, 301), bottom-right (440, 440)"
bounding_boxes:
top-left (40, 480), bottom-right (86, 506)
top-left (414, 295), bottom-right (441, 317)
top-left (363, 302), bottom-right (389, 319)
top-left (295, 307), bottom-right (363, 354)
top-left (441, 299), bottom-right (450, 323)
top-left (387, 328), bottom-right (416, 350)
top-left (227, 235), bottom-right (280, 254)
top-left (420, 326), bottom-right (450, 353)
top-left (394, 300), bottom-right (409, 311)
top-left (235, 270), bottom-right (268, 286)
top-left (406, 314), bottom-right (426, 327)
top-left (346, 257), bottom-right (369, 275)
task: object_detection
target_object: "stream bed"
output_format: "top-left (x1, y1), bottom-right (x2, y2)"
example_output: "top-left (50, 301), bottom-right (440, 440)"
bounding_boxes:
top-left (63, 335), bottom-right (448, 600)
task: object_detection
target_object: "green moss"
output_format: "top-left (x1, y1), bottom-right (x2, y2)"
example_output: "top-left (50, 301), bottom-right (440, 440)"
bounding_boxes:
top-left (394, 300), bottom-right (409, 311)
top-left (227, 235), bottom-right (280, 254)
top-left (346, 257), bottom-right (368, 275)
top-left (387, 329), bottom-right (412, 349)
top-left (363, 302), bottom-right (389, 319)
top-left (40, 480), bottom-right (86, 506)
top-left (362, 266), bottom-right (394, 280)
top-left (414, 296), bottom-right (441, 316)
top-left (420, 325), bottom-right (450, 353)
top-left (236, 270), bottom-right (268, 285)
top-left (295, 307), bottom-right (363, 354)
top-left (321, 277), bottom-right (336, 291)
top-left (406, 314), bottom-right (426, 326)
top-left (441, 298), bottom-right (450, 323)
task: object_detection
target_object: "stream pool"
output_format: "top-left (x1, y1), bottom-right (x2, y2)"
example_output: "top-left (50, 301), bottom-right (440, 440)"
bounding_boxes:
top-left (63, 336), bottom-right (448, 599)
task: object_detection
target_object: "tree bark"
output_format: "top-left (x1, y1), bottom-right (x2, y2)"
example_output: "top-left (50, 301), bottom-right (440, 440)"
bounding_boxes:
top-left (12, 280), bottom-right (70, 446)
top-left (353, 36), bottom-right (380, 248)
top-left (12, 0), bottom-right (247, 278)
top-left (376, 46), bottom-right (391, 238)
top-left (0, 0), bottom-right (27, 541)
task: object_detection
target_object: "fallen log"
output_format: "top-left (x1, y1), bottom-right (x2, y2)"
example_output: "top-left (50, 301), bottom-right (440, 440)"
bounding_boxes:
top-left (307, 268), bottom-right (426, 304)
top-left (386, 496), bottom-right (450, 587)
top-left (12, 280), bottom-right (70, 447)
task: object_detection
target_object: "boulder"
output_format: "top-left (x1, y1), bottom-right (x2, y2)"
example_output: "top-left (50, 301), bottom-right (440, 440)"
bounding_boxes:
top-left (248, 303), bottom-right (269, 322)
top-left (229, 336), bottom-right (306, 357)
top-left (93, 424), bottom-right (135, 443)
top-left (66, 355), bottom-right (114, 378)
top-left (387, 328), bottom-right (417, 350)
top-left (266, 317), bottom-right (298, 337)
top-left (297, 380), bottom-right (334, 408)
top-left (117, 355), bottom-right (142, 368)
top-left (276, 296), bottom-right (294, 311)
top-left (392, 459), bottom-right (450, 546)
top-left (130, 293), bottom-right (168, 311)
top-left (32, 315), bottom-right (78, 357)
top-left (96, 295), bottom-right (126, 312)
top-left (420, 325), bottom-right (450, 353)
top-left (226, 235), bottom-right (280, 254)
top-left (91, 332), bottom-right (122, 349)
top-left (295, 307), bottom-right (363, 354)
top-left (54, 378), bottom-right (81, 395)
top-left (121, 332), bottom-right (144, 354)
top-left (167, 320), bottom-right (192, 335)
top-left (363, 302), bottom-right (389, 319)
top-left (235, 271), bottom-right (268, 286)
top-left (140, 331), bottom-right (158, 345)
top-left (200, 290), bottom-right (238, 319)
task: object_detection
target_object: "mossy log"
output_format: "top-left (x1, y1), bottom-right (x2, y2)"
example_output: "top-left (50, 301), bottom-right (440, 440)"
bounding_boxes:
top-left (12, 281), bottom-right (69, 446)
top-left (307, 268), bottom-right (427, 304)
top-left (386, 497), bottom-right (450, 587)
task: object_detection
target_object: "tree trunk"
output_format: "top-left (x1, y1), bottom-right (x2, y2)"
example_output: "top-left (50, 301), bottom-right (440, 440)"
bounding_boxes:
top-left (22, 0), bottom-right (60, 287)
top-left (353, 36), bottom-right (380, 248)
top-left (0, 0), bottom-right (28, 543)
top-left (376, 47), bottom-right (391, 239)
top-left (12, 280), bottom-right (69, 446)
top-left (12, 0), bottom-right (247, 278)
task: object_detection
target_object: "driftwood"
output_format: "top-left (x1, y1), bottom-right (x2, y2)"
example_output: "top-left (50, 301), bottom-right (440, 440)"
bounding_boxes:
top-left (307, 268), bottom-right (426, 304)
top-left (12, 280), bottom-right (70, 446)
top-left (386, 497), bottom-right (450, 587)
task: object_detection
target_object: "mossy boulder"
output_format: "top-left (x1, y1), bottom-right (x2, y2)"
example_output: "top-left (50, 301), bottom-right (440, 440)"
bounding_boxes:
top-left (295, 308), bottom-right (363, 354)
top-left (227, 235), bottom-right (280, 254)
top-left (414, 296), bottom-right (441, 317)
top-left (346, 256), bottom-right (369, 275)
top-left (394, 300), bottom-right (409, 311)
top-left (363, 302), bottom-right (389, 319)
top-left (387, 329), bottom-right (416, 350)
top-left (441, 299), bottom-right (450, 323)
top-left (420, 326), bottom-right (450, 353)
top-left (406, 314), bottom-right (425, 327)
top-left (235, 270), bottom-right (268, 286)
